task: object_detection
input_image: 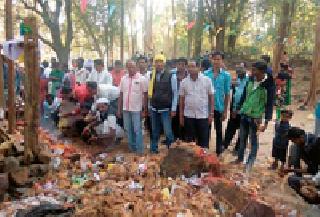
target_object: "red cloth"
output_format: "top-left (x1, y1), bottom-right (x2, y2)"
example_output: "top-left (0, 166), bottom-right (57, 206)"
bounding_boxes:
top-left (110, 70), bottom-right (126, 87)
top-left (74, 84), bottom-right (88, 104)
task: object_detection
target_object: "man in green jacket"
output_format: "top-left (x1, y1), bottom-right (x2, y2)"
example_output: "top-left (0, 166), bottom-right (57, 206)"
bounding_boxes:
top-left (234, 61), bottom-right (269, 172)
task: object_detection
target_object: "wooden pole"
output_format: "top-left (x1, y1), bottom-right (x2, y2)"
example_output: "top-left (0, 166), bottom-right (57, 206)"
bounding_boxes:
top-left (5, 0), bottom-right (16, 133)
top-left (24, 16), bottom-right (40, 163)
top-left (0, 55), bottom-right (4, 113)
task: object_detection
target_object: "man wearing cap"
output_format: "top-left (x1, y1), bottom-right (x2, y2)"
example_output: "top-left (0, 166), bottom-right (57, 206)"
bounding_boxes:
top-left (148, 54), bottom-right (178, 153)
top-left (82, 98), bottom-right (117, 144)
top-left (110, 60), bottom-right (125, 87)
top-left (204, 51), bottom-right (231, 156)
top-left (87, 59), bottom-right (112, 86)
top-left (223, 66), bottom-right (248, 153)
top-left (234, 61), bottom-right (270, 171)
top-left (118, 60), bottom-right (148, 154)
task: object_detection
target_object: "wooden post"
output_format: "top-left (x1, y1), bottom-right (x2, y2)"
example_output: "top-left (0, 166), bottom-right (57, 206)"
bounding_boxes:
top-left (0, 55), bottom-right (4, 112)
top-left (24, 16), bottom-right (40, 163)
top-left (5, 0), bottom-right (16, 133)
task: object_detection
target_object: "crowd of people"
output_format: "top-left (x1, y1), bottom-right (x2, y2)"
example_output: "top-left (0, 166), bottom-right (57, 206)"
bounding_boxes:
top-left (1, 49), bottom-right (319, 204)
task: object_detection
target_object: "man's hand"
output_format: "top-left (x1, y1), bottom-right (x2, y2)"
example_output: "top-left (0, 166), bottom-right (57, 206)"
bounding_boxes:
top-left (222, 110), bottom-right (227, 121)
top-left (179, 115), bottom-right (184, 127)
top-left (117, 110), bottom-right (122, 118)
top-left (231, 111), bottom-right (237, 119)
top-left (258, 123), bottom-right (267, 132)
top-left (208, 114), bottom-right (213, 124)
top-left (141, 110), bottom-right (147, 118)
top-left (171, 112), bottom-right (176, 118)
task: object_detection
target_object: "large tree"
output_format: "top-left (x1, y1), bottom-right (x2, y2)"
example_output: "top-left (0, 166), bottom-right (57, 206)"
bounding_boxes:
top-left (306, 12), bottom-right (320, 106)
top-left (21, 0), bottom-right (73, 66)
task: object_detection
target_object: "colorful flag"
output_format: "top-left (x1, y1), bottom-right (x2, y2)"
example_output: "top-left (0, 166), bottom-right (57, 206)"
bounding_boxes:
top-left (80, 0), bottom-right (87, 14)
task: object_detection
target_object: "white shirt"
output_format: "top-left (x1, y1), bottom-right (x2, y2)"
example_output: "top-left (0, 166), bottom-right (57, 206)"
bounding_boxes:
top-left (95, 115), bottom-right (116, 135)
top-left (75, 68), bottom-right (89, 84)
top-left (87, 69), bottom-right (112, 85)
top-left (179, 74), bottom-right (214, 119)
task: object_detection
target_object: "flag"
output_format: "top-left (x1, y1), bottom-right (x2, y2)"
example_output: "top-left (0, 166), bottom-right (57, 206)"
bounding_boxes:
top-left (186, 21), bottom-right (196, 30)
top-left (80, 0), bottom-right (87, 13)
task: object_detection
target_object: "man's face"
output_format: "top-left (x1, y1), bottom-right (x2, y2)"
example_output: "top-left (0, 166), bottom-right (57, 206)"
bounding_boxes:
top-left (187, 62), bottom-right (199, 77)
top-left (127, 61), bottom-right (136, 76)
top-left (211, 55), bottom-right (223, 68)
top-left (97, 103), bottom-right (108, 112)
top-left (72, 60), bottom-right (77, 68)
top-left (177, 62), bottom-right (186, 73)
top-left (291, 136), bottom-right (305, 146)
top-left (138, 59), bottom-right (147, 71)
top-left (95, 64), bottom-right (103, 72)
top-left (115, 64), bottom-right (122, 72)
top-left (88, 87), bottom-right (97, 96)
top-left (155, 60), bottom-right (164, 72)
top-left (255, 70), bottom-right (265, 82)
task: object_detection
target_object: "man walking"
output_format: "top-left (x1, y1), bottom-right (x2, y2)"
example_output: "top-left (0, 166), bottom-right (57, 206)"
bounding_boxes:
top-left (179, 60), bottom-right (214, 148)
top-left (204, 51), bottom-right (231, 156)
top-left (148, 54), bottom-right (178, 153)
top-left (118, 60), bottom-right (148, 154)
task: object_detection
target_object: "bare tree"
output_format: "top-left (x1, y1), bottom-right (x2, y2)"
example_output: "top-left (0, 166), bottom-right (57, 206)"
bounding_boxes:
top-left (21, 0), bottom-right (73, 66)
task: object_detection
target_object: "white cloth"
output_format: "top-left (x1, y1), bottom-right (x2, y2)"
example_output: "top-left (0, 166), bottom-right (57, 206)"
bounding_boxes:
top-left (98, 84), bottom-right (120, 101)
top-left (2, 38), bottom-right (24, 60)
top-left (75, 68), bottom-right (89, 84)
top-left (95, 115), bottom-right (116, 135)
top-left (44, 68), bottom-right (51, 79)
top-left (96, 97), bottom-right (109, 105)
top-left (87, 70), bottom-right (112, 85)
top-left (179, 74), bottom-right (214, 119)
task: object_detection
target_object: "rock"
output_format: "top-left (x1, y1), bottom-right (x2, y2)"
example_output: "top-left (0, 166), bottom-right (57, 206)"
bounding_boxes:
top-left (4, 156), bottom-right (20, 173)
top-left (241, 200), bottom-right (275, 217)
top-left (38, 151), bottom-right (51, 164)
top-left (29, 164), bottom-right (49, 177)
top-left (9, 167), bottom-right (30, 186)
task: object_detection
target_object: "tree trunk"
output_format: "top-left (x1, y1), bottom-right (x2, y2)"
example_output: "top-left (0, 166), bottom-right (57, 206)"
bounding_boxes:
top-left (120, 0), bottom-right (124, 63)
top-left (306, 15), bottom-right (320, 107)
top-left (6, 0), bottom-right (16, 134)
top-left (144, 0), bottom-right (148, 54)
top-left (215, 0), bottom-right (225, 52)
top-left (172, 0), bottom-right (177, 58)
top-left (194, 0), bottom-right (204, 57)
top-left (148, 1), bottom-right (153, 55)
top-left (187, 0), bottom-right (193, 58)
top-left (55, 47), bottom-right (70, 68)
top-left (272, 0), bottom-right (290, 74)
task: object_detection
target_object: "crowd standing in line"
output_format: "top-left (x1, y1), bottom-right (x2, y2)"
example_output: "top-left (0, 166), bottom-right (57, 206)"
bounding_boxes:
top-left (2, 50), bottom-right (319, 203)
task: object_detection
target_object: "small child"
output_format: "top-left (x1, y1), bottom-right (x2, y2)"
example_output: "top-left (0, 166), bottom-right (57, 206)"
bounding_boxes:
top-left (41, 94), bottom-right (55, 131)
top-left (271, 109), bottom-right (293, 170)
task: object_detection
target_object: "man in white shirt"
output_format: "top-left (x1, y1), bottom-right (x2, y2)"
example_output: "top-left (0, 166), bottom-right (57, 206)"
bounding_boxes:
top-left (75, 57), bottom-right (89, 84)
top-left (179, 60), bottom-right (215, 148)
top-left (87, 59), bottom-right (112, 85)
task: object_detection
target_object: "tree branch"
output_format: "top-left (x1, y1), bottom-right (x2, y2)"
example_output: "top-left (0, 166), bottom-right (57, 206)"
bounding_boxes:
top-left (65, 0), bottom-right (73, 49)
top-left (37, 34), bottom-right (55, 51)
